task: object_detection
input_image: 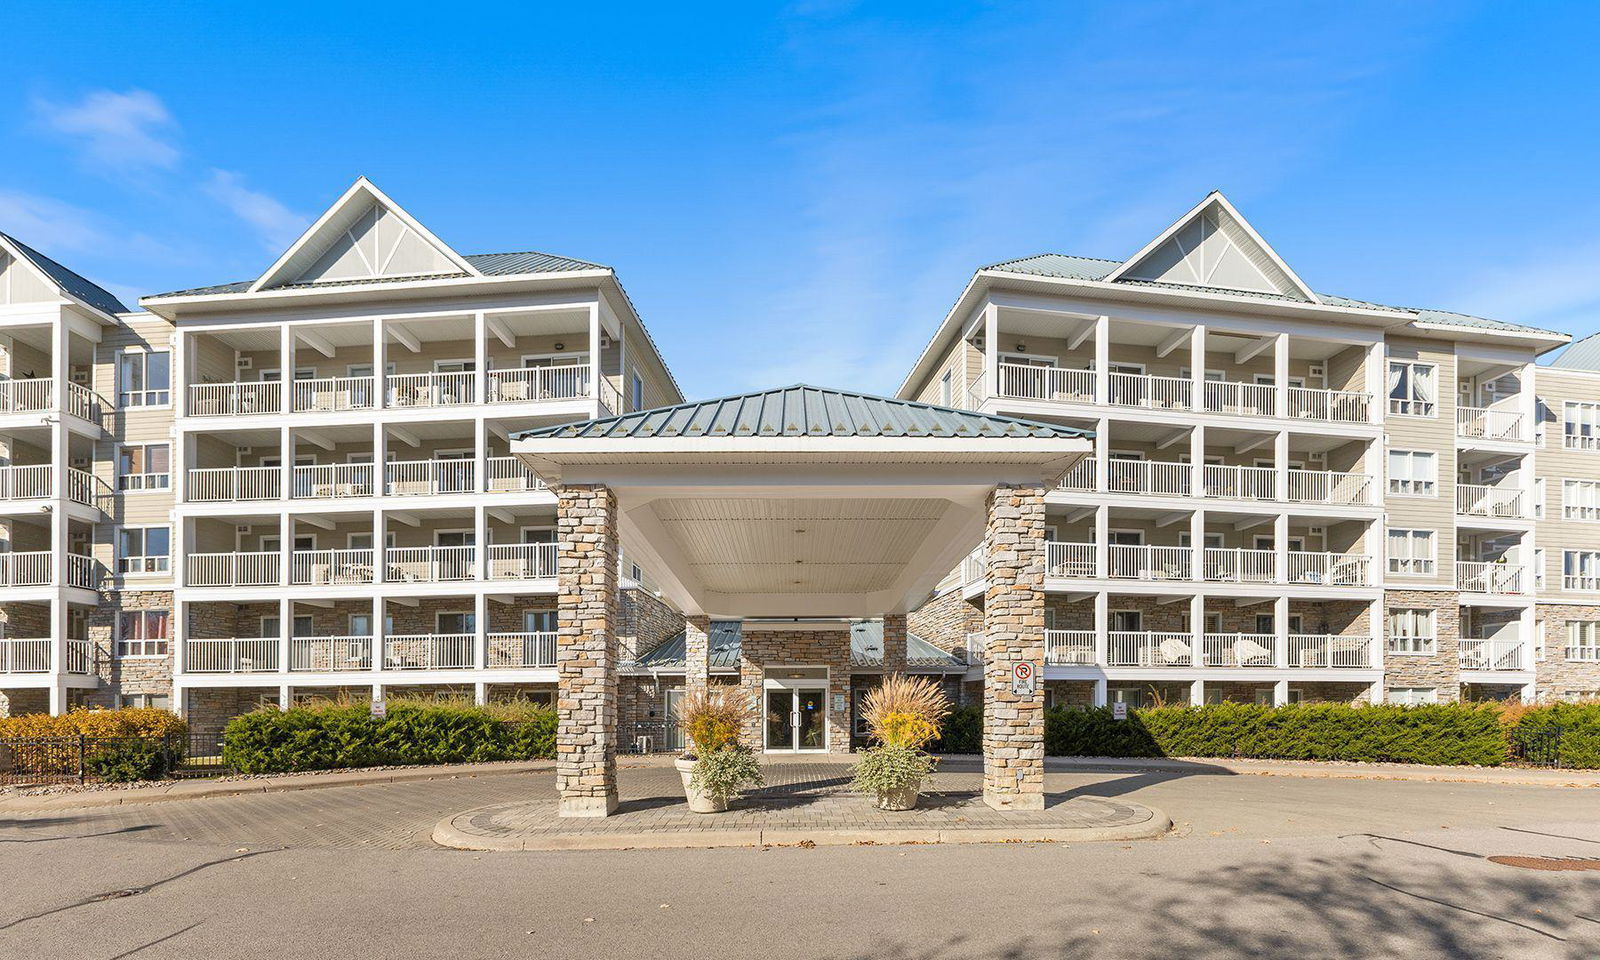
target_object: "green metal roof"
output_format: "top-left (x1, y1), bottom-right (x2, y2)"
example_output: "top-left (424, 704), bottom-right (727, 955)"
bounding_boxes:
top-left (988, 253), bottom-right (1564, 338)
top-left (146, 250), bottom-right (610, 299)
top-left (0, 231), bottom-right (129, 316)
top-left (629, 620), bottom-right (965, 672)
top-left (1550, 332), bottom-right (1600, 371)
top-left (515, 384), bottom-right (1093, 441)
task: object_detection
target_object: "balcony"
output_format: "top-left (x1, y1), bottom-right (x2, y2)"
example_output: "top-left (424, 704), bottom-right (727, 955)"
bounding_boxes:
top-left (487, 543), bottom-right (558, 580)
top-left (0, 638), bottom-right (93, 674)
top-left (385, 546), bottom-right (477, 583)
top-left (185, 544), bottom-right (557, 588)
top-left (1075, 631), bottom-right (1368, 669)
top-left (1459, 637), bottom-right (1530, 672)
top-left (1108, 631), bottom-right (1194, 666)
top-left (187, 381), bottom-right (281, 417)
top-left (487, 631), bottom-right (558, 668)
top-left (1456, 484), bottom-right (1531, 520)
top-left (186, 552), bottom-right (282, 587)
top-left (1057, 459), bottom-right (1376, 506)
top-left (386, 460), bottom-right (472, 497)
top-left (0, 378), bottom-right (53, 414)
top-left (292, 549), bottom-right (377, 586)
top-left (292, 376), bottom-right (376, 413)
top-left (486, 365), bottom-right (591, 403)
top-left (189, 466), bottom-right (282, 503)
top-left (186, 365), bottom-right (602, 418)
top-left (187, 638), bottom-right (280, 673)
top-left (291, 636), bottom-right (374, 672)
top-left (0, 466), bottom-right (102, 509)
top-left (1457, 406), bottom-right (1530, 443)
top-left (1044, 630), bottom-right (1096, 665)
top-left (0, 552), bottom-right (98, 589)
top-left (384, 634), bottom-right (475, 670)
top-left (1287, 634), bottom-right (1371, 668)
top-left (187, 458), bottom-right (544, 503)
top-left (1457, 562), bottom-right (1528, 596)
top-left (987, 362), bottom-right (1372, 424)
top-left (1109, 545), bottom-right (1192, 581)
top-left (1045, 542), bottom-right (1372, 586)
top-left (1201, 548), bottom-right (1276, 584)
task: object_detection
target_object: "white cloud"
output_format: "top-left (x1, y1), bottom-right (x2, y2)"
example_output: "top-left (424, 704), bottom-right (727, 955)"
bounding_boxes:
top-left (0, 190), bottom-right (106, 250)
top-left (35, 89), bottom-right (180, 172)
top-left (203, 170), bottom-right (309, 250)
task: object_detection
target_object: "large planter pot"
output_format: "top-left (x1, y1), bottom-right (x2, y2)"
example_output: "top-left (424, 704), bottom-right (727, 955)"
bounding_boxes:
top-left (675, 756), bottom-right (729, 813)
top-left (875, 781), bottom-right (921, 811)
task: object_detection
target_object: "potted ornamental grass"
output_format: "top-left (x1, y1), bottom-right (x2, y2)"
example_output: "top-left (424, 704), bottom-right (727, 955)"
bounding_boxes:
top-left (851, 674), bottom-right (951, 811)
top-left (674, 687), bottom-right (764, 813)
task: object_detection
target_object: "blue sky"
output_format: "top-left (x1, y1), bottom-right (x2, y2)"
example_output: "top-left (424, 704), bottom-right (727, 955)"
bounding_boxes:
top-left (4, 1), bottom-right (1599, 397)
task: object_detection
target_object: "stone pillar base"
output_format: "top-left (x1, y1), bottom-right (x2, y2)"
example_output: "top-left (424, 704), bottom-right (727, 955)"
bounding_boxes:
top-left (983, 789), bottom-right (1045, 812)
top-left (559, 793), bottom-right (620, 818)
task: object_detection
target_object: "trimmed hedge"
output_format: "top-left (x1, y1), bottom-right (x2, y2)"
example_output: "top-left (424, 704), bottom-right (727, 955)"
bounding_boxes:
top-left (930, 704), bottom-right (982, 754)
top-left (222, 701), bottom-right (557, 774)
top-left (0, 707), bottom-right (186, 740)
top-left (1512, 702), bottom-right (1600, 768)
top-left (1045, 702), bottom-right (1508, 767)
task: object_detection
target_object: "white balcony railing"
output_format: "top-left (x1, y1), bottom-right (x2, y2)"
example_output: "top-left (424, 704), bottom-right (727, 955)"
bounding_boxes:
top-left (1107, 632), bottom-right (1193, 667)
top-left (1107, 372), bottom-right (1193, 411)
top-left (67, 467), bottom-right (103, 508)
top-left (0, 378), bottom-right (53, 414)
top-left (386, 459), bottom-right (474, 496)
top-left (186, 638), bottom-right (280, 673)
top-left (387, 372), bottom-right (475, 408)
top-left (1205, 380), bottom-right (1276, 417)
top-left (0, 551), bottom-right (52, 587)
top-left (1201, 548), bottom-right (1276, 583)
top-left (186, 552), bottom-right (281, 587)
top-left (1045, 542), bottom-right (1097, 578)
top-left (0, 638), bottom-right (50, 673)
top-left (1458, 562), bottom-right (1527, 595)
top-left (1287, 386), bottom-right (1370, 424)
top-left (1202, 464), bottom-right (1277, 501)
top-left (1286, 468), bottom-right (1374, 506)
top-left (385, 546), bottom-right (477, 583)
top-left (1106, 459), bottom-right (1191, 496)
top-left (1107, 545), bottom-right (1192, 581)
top-left (65, 381), bottom-right (103, 423)
top-left (292, 376), bottom-right (377, 413)
top-left (993, 362), bottom-right (1095, 403)
top-left (188, 466), bottom-right (282, 502)
top-left (1456, 484), bottom-right (1529, 519)
top-left (487, 364), bottom-right (592, 403)
top-left (66, 554), bottom-right (99, 589)
top-left (289, 636), bottom-right (373, 672)
top-left (294, 463), bottom-right (378, 499)
top-left (1203, 633), bottom-right (1276, 667)
top-left (384, 634), bottom-right (475, 670)
top-left (187, 381), bottom-right (281, 417)
top-left (1287, 634), bottom-right (1371, 668)
top-left (487, 632), bottom-right (558, 668)
top-left (1058, 457), bottom-right (1096, 492)
top-left (291, 549), bottom-right (376, 585)
top-left (1458, 406), bottom-right (1529, 442)
top-left (0, 464), bottom-right (52, 500)
top-left (1459, 638), bottom-right (1529, 672)
top-left (487, 543), bottom-right (558, 580)
top-left (1286, 551), bottom-right (1370, 586)
top-left (1044, 630), bottom-right (1096, 665)
top-left (487, 456), bottom-right (546, 493)
top-left (65, 639), bottom-right (94, 674)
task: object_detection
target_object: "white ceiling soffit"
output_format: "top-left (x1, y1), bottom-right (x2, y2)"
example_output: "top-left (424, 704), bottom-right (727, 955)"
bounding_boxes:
top-left (248, 177), bottom-right (479, 293)
top-left (1106, 193), bottom-right (1321, 303)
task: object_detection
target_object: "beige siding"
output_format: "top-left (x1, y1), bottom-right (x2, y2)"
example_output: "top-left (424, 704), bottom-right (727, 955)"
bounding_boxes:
top-left (1382, 337), bottom-right (1457, 588)
top-left (1534, 365), bottom-right (1600, 600)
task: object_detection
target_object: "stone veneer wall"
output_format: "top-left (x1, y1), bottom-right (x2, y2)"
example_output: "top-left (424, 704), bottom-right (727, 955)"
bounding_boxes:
top-left (1383, 590), bottom-right (1462, 701)
top-left (908, 588), bottom-right (982, 656)
top-left (93, 590), bottom-right (175, 709)
top-left (737, 629), bottom-right (853, 753)
top-left (620, 587), bottom-right (684, 663)
top-left (0, 602), bottom-right (53, 714)
top-left (555, 484), bottom-right (620, 816)
top-left (982, 483), bottom-right (1046, 810)
top-left (1534, 603), bottom-right (1600, 700)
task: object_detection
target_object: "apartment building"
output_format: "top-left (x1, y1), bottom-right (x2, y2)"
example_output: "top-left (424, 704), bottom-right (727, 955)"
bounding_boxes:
top-left (4, 183), bottom-right (1600, 749)
top-left (897, 192), bottom-right (1600, 709)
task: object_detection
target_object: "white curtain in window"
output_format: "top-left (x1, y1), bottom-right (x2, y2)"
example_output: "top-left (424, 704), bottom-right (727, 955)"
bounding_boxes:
top-left (1413, 363), bottom-right (1435, 403)
top-left (1387, 362), bottom-right (1404, 398)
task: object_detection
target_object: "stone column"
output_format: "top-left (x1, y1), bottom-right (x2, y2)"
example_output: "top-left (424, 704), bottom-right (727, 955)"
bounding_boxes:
top-left (684, 615), bottom-right (710, 700)
top-left (556, 483), bottom-right (620, 818)
top-left (882, 614), bottom-right (907, 677)
top-left (982, 482), bottom-right (1047, 811)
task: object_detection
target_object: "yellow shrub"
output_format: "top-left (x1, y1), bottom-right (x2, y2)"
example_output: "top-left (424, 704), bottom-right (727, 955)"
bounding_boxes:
top-left (876, 712), bottom-right (939, 750)
top-left (0, 707), bottom-right (187, 740)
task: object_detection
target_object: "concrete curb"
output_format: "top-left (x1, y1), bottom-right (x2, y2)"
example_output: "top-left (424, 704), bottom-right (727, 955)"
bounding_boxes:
top-left (430, 805), bottom-right (1173, 851)
top-left (0, 761), bottom-right (555, 814)
top-left (1046, 756), bottom-right (1600, 787)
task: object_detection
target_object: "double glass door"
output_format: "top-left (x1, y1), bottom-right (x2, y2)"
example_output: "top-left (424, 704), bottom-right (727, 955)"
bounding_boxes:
top-left (765, 686), bottom-right (827, 752)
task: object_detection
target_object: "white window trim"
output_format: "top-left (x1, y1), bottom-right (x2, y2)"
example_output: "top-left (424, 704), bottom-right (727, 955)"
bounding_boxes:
top-left (116, 608), bottom-right (171, 659)
top-left (115, 347), bottom-right (173, 410)
top-left (1387, 528), bottom-right (1437, 577)
top-left (1386, 608), bottom-right (1438, 656)
top-left (1562, 479), bottom-right (1600, 522)
top-left (117, 442), bottom-right (172, 493)
top-left (1564, 401), bottom-right (1600, 453)
top-left (1387, 449), bottom-right (1438, 497)
top-left (1388, 360), bottom-right (1438, 418)
top-left (520, 351), bottom-right (590, 368)
top-left (117, 524), bottom-right (172, 577)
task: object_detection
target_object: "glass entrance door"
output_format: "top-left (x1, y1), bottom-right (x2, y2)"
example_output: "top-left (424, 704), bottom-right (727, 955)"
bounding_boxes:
top-left (764, 686), bottom-right (827, 752)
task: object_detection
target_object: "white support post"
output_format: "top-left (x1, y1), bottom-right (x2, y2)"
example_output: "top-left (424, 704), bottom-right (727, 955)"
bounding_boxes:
top-left (1519, 603), bottom-right (1536, 676)
top-left (1094, 417), bottom-right (1109, 492)
top-left (1189, 592), bottom-right (1205, 668)
top-left (1093, 590), bottom-right (1108, 666)
top-left (1274, 512), bottom-right (1290, 584)
top-left (372, 594), bottom-right (385, 676)
top-left (473, 311), bottom-right (487, 406)
top-left (278, 684), bottom-right (292, 711)
top-left (983, 303), bottom-right (999, 403)
top-left (1190, 679), bottom-right (1205, 706)
top-left (1273, 334), bottom-right (1290, 418)
top-left (1189, 509), bottom-right (1206, 584)
top-left (278, 596), bottom-right (291, 680)
top-left (1189, 425), bottom-right (1206, 501)
top-left (1189, 325), bottom-right (1206, 412)
top-left (1273, 594), bottom-right (1289, 668)
top-left (474, 503), bottom-right (488, 583)
top-left (475, 591), bottom-right (489, 671)
top-left (1274, 430), bottom-right (1289, 502)
top-left (373, 317), bottom-right (387, 410)
top-left (588, 302), bottom-right (603, 410)
top-left (278, 507), bottom-right (292, 588)
top-left (1094, 506), bottom-right (1109, 580)
top-left (1093, 315), bottom-right (1110, 405)
top-left (1369, 597), bottom-right (1384, 670)
top-left (474, 681), bottom-right (488, 707)
top-left (279, 324), bottom-right (294, 414)
top-left (371, 507), bottom-right (385, 584)
top-left (1365, 342), bottom-right (1386, 424)
top-left (1272, 679), bottom-right (1289, 707)
top-left (48, 598), bottom-right (68, 715)
top-left (173, 597), bottom-right (188, 678)
top-left (1092, 678), bottom-right (1108, 708)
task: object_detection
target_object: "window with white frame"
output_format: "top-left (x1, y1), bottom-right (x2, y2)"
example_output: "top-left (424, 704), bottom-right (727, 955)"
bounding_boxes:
top-left (1387, 449), bottom-right (1437, 496)
top-left (117, 350), bottom-right (171, 407)
top-left (1564, 480), bottom-right (1600, 520)
top-left (1386, 687), bottom-right (1438, 706)
top-left (117, 443), bottom-right (170, 491)
top-left (1387, 528), bottom-right (1436, 575)
top-left (1387, 608), bottom-right (1437, 655)
top-left (1565, 550), bottom-right (1600, 592)
top-left (1566, 401), bottom-right (1600, 452)
top-left (117, 609), bottom-right (170, 657)
top-left (1568, 622), bottom-right (1600, 662)
top-left (939, 370), bottom-right (953, 406)
top-left (630, 370), bottom-right (644, 411)
top-left (1388, 361), bottom-right (1437, 417)
top-left (118, 692), bottom-right (172, 710)
top-left (117, 526), bottom-right (170, 574)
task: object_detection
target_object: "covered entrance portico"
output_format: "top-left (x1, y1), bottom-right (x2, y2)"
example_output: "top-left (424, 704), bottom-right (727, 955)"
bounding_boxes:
top-left (513, 385), bottom-right (1091, 817)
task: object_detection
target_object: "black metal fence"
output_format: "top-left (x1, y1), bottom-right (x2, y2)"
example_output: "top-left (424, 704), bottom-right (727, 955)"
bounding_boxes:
top-left (1508, 726), bottom-right (1563, 768)
top-left (0, 733), bottom-right (234, 786)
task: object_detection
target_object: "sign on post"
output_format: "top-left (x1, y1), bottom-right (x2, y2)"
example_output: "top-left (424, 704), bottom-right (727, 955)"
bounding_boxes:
top-left (370, 698), bottom-right (387, 719)
top-left (1010, 660), bottom-right (1037, 696)
top-left (1112, 702), bottom-right (1128, 721)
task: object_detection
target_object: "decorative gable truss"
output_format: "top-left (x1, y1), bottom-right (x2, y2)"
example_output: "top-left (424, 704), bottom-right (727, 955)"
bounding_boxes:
top-left (0, 246), bottom-right (60, 305)
top-left (248, 177), bottom-right (479, 292)
top-left (1106, 192), bottom-right (1320, 302)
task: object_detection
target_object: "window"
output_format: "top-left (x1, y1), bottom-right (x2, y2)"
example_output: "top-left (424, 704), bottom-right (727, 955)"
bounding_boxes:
top-left (524, 610), bottom-right (557, 633)
top-left (437, 612), bottom-right (475, 634)
top-left (1534, 548), bottom-right (1546, 591)
top-left (118, 693), bottom-right (171, 710)
top-left (1569, 622), bottom-right (1600, 662)
top-left (1564, 480), bottom-right (1600, 521)
top-left (117, 610), bottom-right (170, 657)
top-left (1387, 609), bottom-right (1437, 655)
top-left (118, 526), bottom-right (170, 574)
top-left (117, 443), bottom-right (170, 491)
top-left (939, 371), bottom-right (953, 406)
top-left (260, 615), bottom-right (313, 638)
top-left (1565, 550), bottom-right (1600, 592)
top-left (118, 350), bottom-right (171, 407)
top-left (1566, 401), bottom-right (1600, 452)
top-left (1386, 687), bottom-right (1438, 706)
top-left (1387, 450), bottom-right (1437, 496)
top-left (1110, 610), bottom-right (1143, 632)
top-left (631, 371), bottom-right (644, 411)
top-left (1388, 361), bottom-right (1437, 417)
top-left (1387, 528), bottom-right (1436, 575)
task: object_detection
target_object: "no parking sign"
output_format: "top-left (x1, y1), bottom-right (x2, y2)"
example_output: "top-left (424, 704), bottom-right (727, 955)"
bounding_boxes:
top-left (1010, 660), bottom-right (1037, 696)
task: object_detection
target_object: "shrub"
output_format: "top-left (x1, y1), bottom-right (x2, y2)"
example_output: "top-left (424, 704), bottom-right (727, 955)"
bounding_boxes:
top-left (688, 745), bottom-right (765, 802)
top-left (85, 738), bottom-right (180, 783)
top-left (860, 675), bottom-right (950, 749)
top-left (1511, 701), bottom-right (1600, 769)
top-left (929, 704), bottom-right (982, 754)
top-left (675, 687), bottom-right (751, 755)
top-left (221, 700), bottom-right (557, 774)
top-left (0, 707), bottom-right (186, 740)
top-left (1045, 702), bottom-right (1508, 767)
top-left (852, 743), bottom-right (938, 796)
